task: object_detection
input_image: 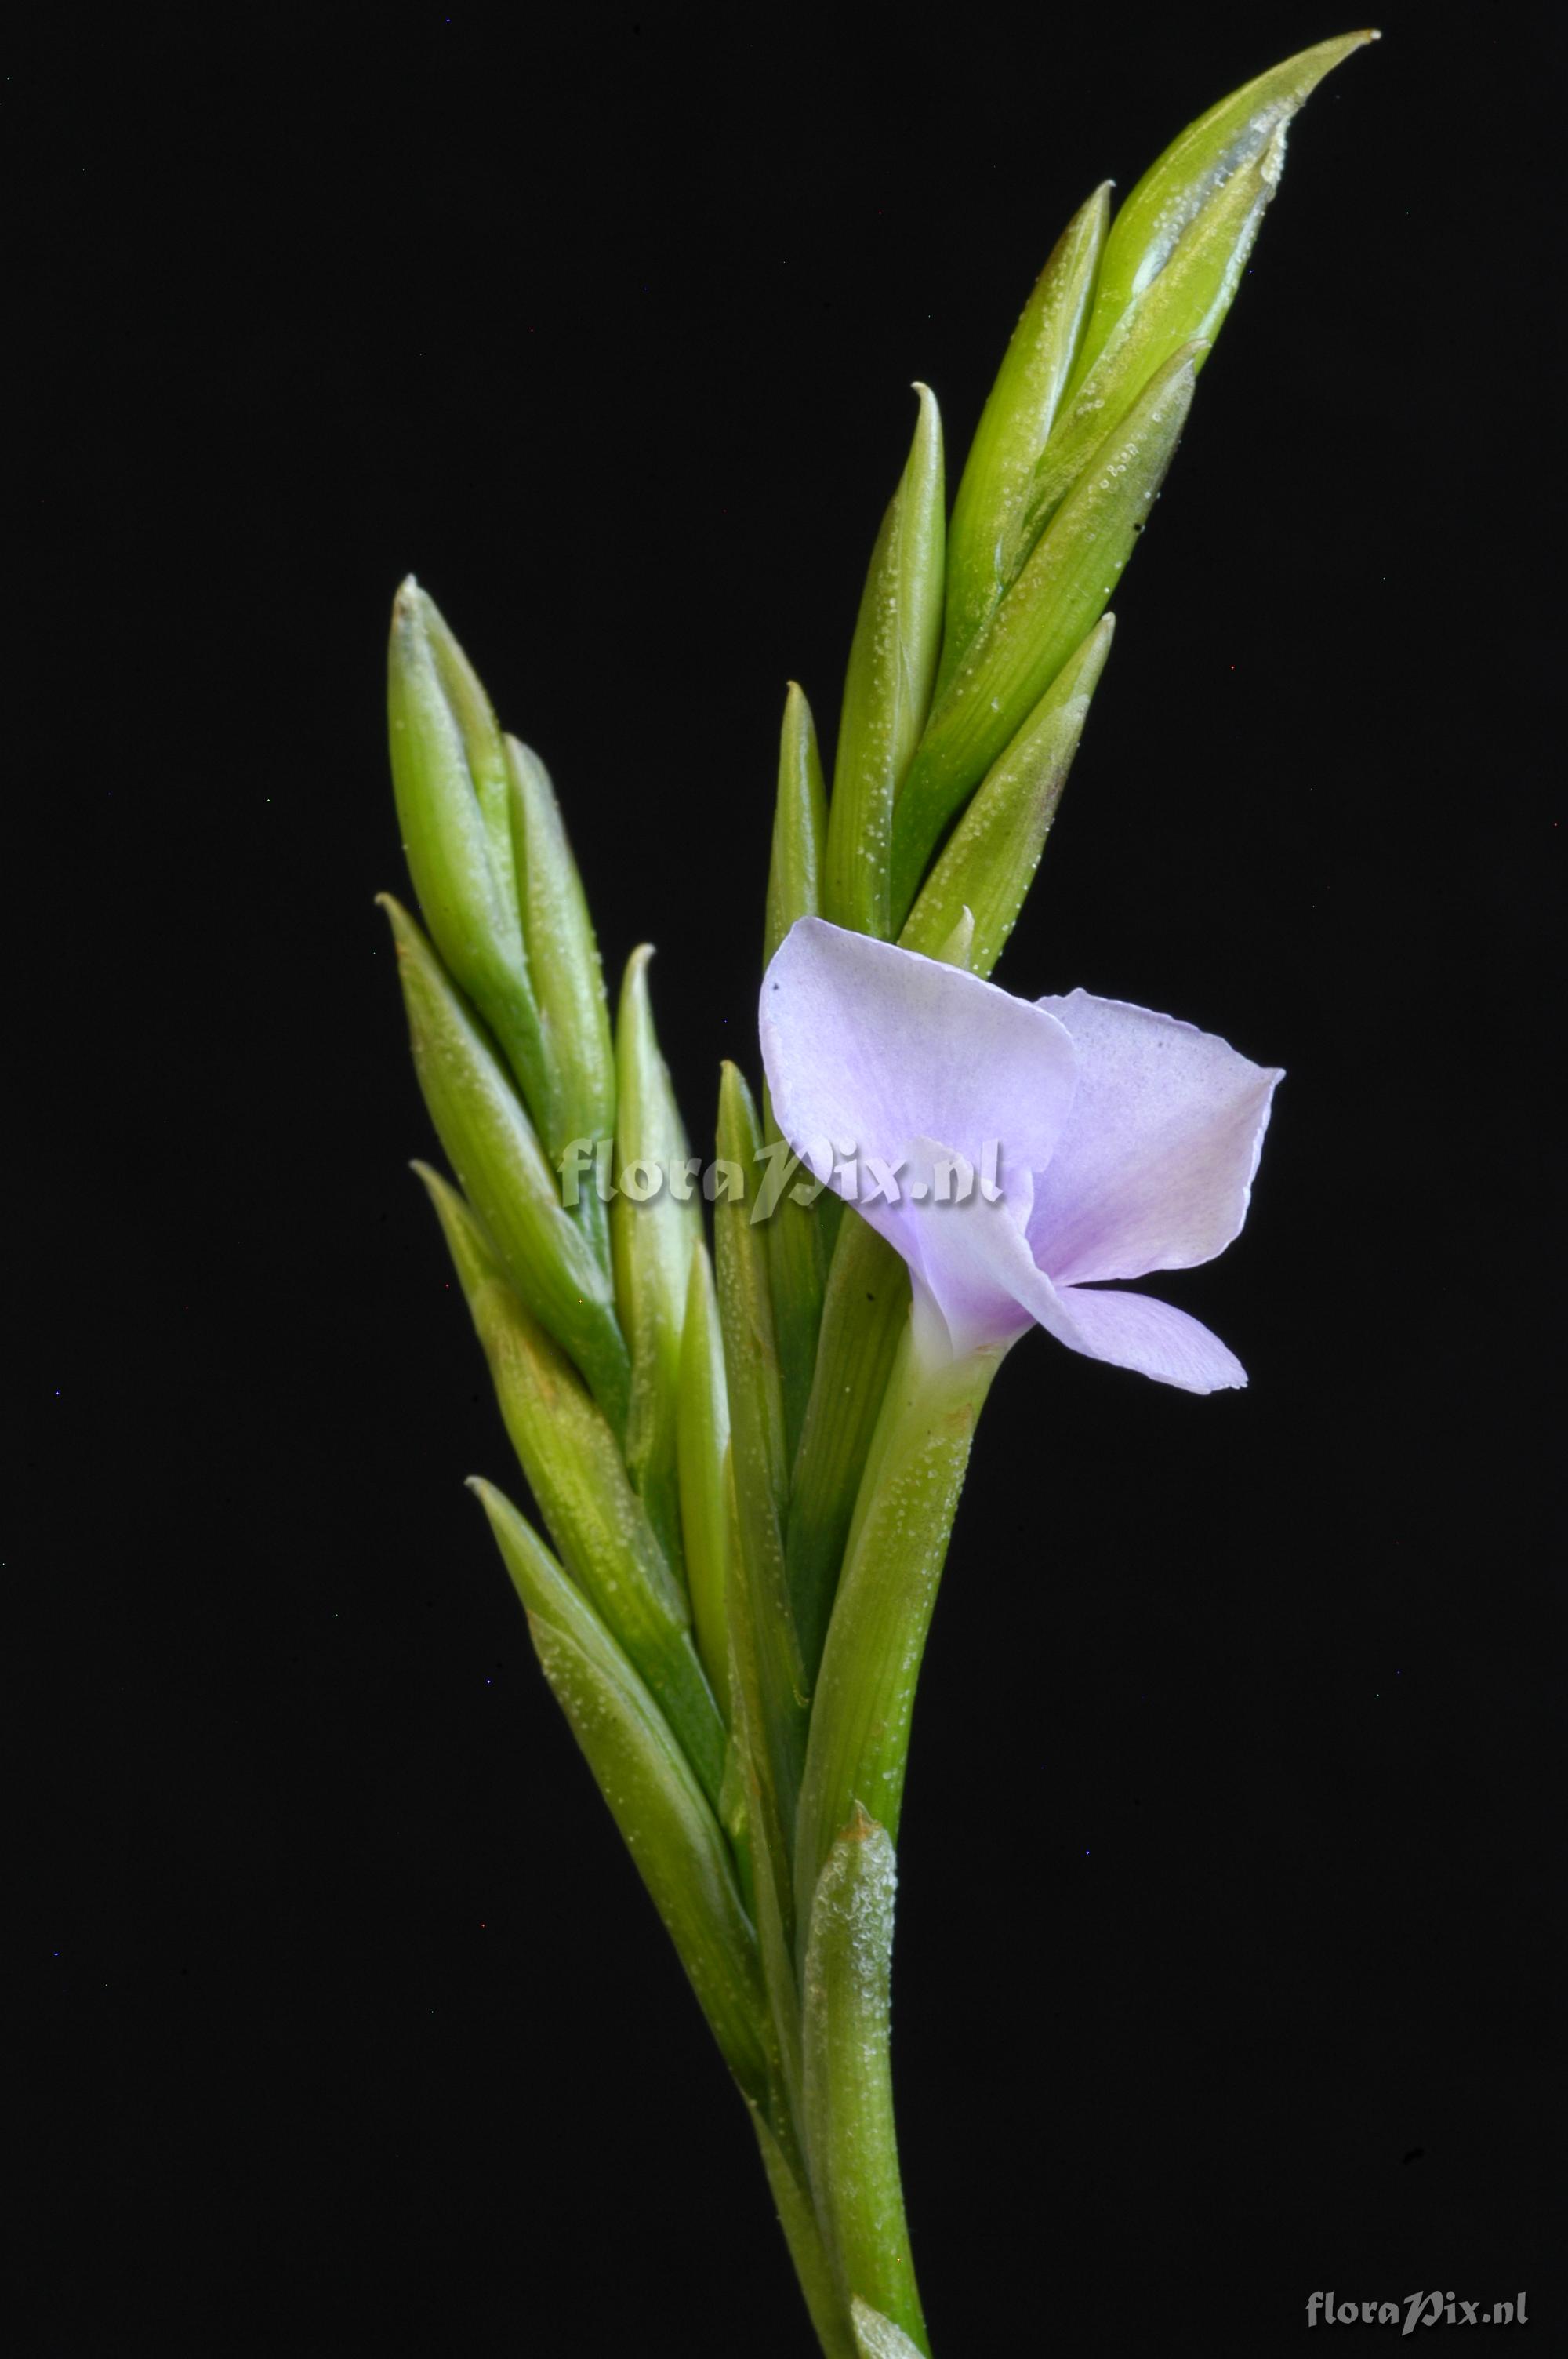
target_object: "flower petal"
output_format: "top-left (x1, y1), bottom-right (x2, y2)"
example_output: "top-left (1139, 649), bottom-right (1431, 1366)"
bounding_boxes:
top-left (1026, 989), bottom-right (1282, 1285)
top-left (760, 918), bottom-right (1078, 1198)
top-left (895, 1140), bottom-right (1040, 1361)
top-left (1028, 1270), bottom-right (1248, 1393)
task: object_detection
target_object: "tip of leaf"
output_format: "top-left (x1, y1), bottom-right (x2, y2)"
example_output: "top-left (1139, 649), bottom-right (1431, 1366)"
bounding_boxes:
top-left (390, 578), bottom-right (427, 640)
top-left (408, 1159), bottom-right (452, 1211)
top-left (375, 891), bottom-right (419, 955)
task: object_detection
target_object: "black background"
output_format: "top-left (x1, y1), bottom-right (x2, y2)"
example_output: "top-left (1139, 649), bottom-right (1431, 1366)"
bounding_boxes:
top-left (16, 5), bottom-right (1558, 2351)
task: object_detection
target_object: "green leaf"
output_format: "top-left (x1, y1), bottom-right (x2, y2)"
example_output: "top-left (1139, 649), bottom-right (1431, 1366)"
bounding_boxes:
top-left (763, 1080), bottom-right (833, 1465)
top-left (803, 1808), bottom-right (927, 2354)
top-left (386, 580), bottom-right (551, 1134)
top-left (761, 682), bottom-right (836, 1443)
top-left (471, 1478), bottom-right (771, 2103)
top-left (723, 1456), bottom-right (807, 2146)
top-left (612, 947), bottom-right (702, 1574)
top-left (765, 682), bottom-right (829, 969)
top-left (783, 1215), bottom-right (909, 1691)
top-left (713, 1067), bottom-right (806, 1835)
top-left (899, 614), bottom-right (1115, 978)
top-left (851, 2300), bottom-right (927, 2359)
top-left (504, 732), bottom-right (615, 1173)
top-left (796, 1326), bottom-right (1003, 1921)
top-left (1072, 32), bottom-right (1377, 398)
top-left (677, 1241), bottom-right (733, 1706)
top-left (1018, 37), bottom-right (1376, 552)
top-left (750, 2106), bottom-right (858, 2359)
top-left (939, 183), bottom-right (1109, 692)
top-left (824, 386), bottom-right (946, 939)
top-left (418, 1165), bottom-right (725, 1808)
top-left (927, 906), bottom-right (975, 969)
top-left (889, 343), bottom-right (1196, 929)
top-left (713, 1067), bottom-right (790, 1527)
top-left (379, 893), bottom-right (630, 1433)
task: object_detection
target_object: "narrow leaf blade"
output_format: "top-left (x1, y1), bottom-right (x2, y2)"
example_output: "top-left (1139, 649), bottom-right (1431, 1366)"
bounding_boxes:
top-left (1073, 31), bottom-right (1378, 391)
top-left (899, 614), bottom-right (1115, 978)
top-left (419, 1165), bottom-right (726, 1807)
top-left (472, 1478), bottom-right (771, 2102)
top-left (505, 733), bottom-right (615, 1172)
top-left (612, 947), bottom-right (702, 1572)
top-left (677, 1240), bottom-right (733, 1706)
top-left (387, 580), bottom-right (550, 1126)
top-left (765, 682), bottom-right (829, 969)
top-left (715, 1066), bottom-right (807, 1863)
top-left (890, 343), bottom-right (1196, 928)
top-left (824, 386), bottom-right (945, 939)
top-left (380, 893), bottom-right (630, 1431)
top-left (940, 184), bottom-right (1109, 691)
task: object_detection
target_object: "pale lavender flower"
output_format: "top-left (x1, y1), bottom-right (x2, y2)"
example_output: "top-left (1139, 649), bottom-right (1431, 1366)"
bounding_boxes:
top-left (760, 918), bottom-right (1282, 1391)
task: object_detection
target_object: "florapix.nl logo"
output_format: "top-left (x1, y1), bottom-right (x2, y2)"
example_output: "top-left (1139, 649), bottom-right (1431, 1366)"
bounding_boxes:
top-left (557, 1136), bottom-right (1009, 1223)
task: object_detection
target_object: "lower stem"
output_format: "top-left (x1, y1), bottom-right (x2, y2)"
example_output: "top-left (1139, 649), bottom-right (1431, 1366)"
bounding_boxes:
top-left (750, 2103), bottom-right (858, 2357)
top-left (787, 1312), bottom-right (1007, 2351)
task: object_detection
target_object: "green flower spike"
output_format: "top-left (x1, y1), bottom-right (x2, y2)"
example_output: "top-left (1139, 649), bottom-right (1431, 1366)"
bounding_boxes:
top-left (379, 35), bottom-right (1374, 2357)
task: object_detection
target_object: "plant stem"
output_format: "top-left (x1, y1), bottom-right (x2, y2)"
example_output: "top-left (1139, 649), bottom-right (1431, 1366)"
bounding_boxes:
top-left (795, 1317), bottom-right (1004, 1938)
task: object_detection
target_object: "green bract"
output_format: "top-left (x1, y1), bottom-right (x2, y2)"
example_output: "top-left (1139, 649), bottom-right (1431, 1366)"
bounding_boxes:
top-left (612, 947), bottom-right (701, 1572)
top-left (824, 386), bottom-right (946, 940)
top-left (381, 899), bottom-right (629, 1429)
top-left (378, 39), bottom-right (1371, 2355)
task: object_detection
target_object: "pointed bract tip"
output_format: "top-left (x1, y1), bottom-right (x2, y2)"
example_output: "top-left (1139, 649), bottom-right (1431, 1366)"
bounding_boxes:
top-left (375, 890), bottom-right (417, 951)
